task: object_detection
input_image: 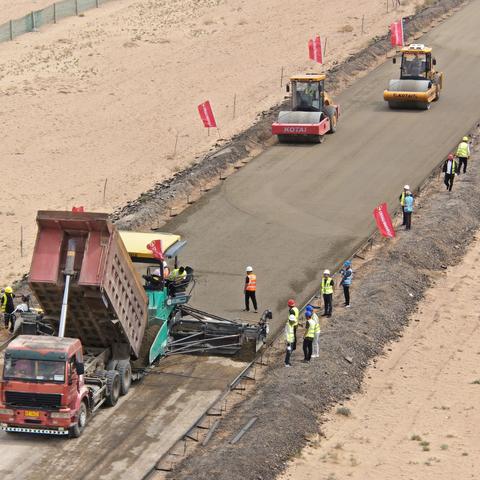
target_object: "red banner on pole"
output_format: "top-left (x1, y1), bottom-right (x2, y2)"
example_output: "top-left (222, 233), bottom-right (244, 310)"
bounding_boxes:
top-left (198, 100), bottom-right (217, 128)
top-left (308, 35), bottom-right (323, 64)
top-left (146, 240), bottom-right (165, 261)
top-left (71, 206), bottom-right (84, 213)
top-left (373, 203), bottom-right (396, 238)
top-left (390, 19), bottom-right (404, 47)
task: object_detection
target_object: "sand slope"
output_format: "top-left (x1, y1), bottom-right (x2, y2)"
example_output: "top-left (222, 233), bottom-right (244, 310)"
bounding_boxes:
top-left (280, 235), bottom-right (480, 480)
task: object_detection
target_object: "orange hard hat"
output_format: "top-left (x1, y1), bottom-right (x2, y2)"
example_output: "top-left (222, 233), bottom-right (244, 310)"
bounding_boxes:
top-left (287, 299), bottom-right (295, 307)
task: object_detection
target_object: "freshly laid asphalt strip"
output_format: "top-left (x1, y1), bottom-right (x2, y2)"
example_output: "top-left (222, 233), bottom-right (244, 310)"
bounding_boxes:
top-left (170, 0), bottom-right (480, 331)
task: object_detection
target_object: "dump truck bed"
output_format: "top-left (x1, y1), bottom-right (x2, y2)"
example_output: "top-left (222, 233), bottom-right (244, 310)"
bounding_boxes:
top-left (29, 211), bottom-right (148, 359)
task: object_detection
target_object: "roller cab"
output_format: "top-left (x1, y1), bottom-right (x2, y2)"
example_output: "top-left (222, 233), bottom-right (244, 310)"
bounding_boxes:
top-left (272, 73), bottom-right (339, 143)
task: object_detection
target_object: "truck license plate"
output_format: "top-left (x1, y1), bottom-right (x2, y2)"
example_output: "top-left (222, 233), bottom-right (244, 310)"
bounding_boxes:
top-left (24, 410), bottom-right (40, 417)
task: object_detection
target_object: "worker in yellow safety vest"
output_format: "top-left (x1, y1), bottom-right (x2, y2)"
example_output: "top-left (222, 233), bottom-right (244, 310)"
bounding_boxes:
top-left (303, 310), bottom-right (315, 362)
top-left (1, 286), bottom-right (15, 332)
top-left (284, 314), bottom-right (296, 367)
top-left (306, 305), bottom-right (321, 358)
top-left (168, 266), bottom-right (187, 282)
top-left (243, 266), bottom-right (257, 313)
top-left (321, 270), bottom-right (334, 318)
top-left (399, 184), bottom-right (410, 226)
top-left (456, 136), bottom-right (470, 175)
top-left (287, 299), bottom-right (299, 351)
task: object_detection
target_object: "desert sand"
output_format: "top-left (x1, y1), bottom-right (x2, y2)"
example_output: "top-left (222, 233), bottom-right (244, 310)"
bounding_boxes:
top-left (280, 235), bottom-right (480, 480)
top-left (0, 0), bottom-right (419, 285)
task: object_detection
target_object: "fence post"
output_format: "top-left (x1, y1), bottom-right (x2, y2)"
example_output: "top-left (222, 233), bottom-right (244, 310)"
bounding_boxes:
top-left (96, 0), bottom-right (100, 7)
top-left (9, 20), bottom-right (13, 40)
top-left (53, 2), bottom-right (57, 23)
top-left (31, 11), bottom-right (37, 32)
top-left (75, 0), bottom-right (79, 16)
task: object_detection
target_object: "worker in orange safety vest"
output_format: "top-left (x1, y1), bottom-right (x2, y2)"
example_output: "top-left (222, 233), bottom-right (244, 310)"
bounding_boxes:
top-left (243, 266), bottom-right (258, 313)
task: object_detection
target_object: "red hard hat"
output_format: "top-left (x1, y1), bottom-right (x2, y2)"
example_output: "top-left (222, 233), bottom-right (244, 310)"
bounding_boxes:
top-left (448, 153), bottom-right (454, 159)
top-left (287, 299), bottom-right (295, 307)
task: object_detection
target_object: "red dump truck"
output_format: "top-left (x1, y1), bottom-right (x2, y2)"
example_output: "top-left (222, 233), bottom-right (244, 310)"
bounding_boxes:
top-left (0, 212), bottom-right (147, 436)
top-left (0, 211), bottom-right (269, 437)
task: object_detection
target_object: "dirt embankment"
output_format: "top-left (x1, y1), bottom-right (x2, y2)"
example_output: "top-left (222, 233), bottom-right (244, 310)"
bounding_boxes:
top-left (0, 0), bottom-right (456, 285)
top-left (166, 129), bottom-right (480, 480)
top-left (280, 231), bottom-right (480, 479)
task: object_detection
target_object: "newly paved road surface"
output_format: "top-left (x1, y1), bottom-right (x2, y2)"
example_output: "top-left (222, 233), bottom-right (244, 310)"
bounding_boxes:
top-left (2, 2), bottom-right (480, 478)
top-left (177, 0), bottom-right (480, 323)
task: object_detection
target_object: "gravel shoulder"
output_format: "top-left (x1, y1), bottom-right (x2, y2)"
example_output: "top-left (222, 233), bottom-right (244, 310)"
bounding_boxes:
top-left (167, 129), bottom-right (480, 479)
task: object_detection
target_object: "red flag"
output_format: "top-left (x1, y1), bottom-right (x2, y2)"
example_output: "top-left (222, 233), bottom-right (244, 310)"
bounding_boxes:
top-left (373, 203), bottom-right (396, 238)
top-left (308, 35), bottom-right (323, 64)
top-left (146, 239), bottom-right (165, 261)
top-left (390, 19), bottom-right (404, 47)
top-left (71, 206), bottom-right (84, 213)
top-left (198, 100), bottom-right (217, 128)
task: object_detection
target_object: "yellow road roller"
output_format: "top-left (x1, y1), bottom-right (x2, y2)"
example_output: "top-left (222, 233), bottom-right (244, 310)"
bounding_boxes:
top-left (384, 44), bottom-right (443, 110)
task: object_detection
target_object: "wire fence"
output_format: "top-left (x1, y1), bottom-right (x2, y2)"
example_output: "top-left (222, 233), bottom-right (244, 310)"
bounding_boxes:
top-left (0, 0), bottom-right (111, 43)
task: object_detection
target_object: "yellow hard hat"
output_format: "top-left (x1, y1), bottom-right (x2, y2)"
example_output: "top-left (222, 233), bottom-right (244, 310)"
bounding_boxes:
top-left (5, 286), bottom-right (13, 294)
top-left (462, 136), bottom-right (469, 141)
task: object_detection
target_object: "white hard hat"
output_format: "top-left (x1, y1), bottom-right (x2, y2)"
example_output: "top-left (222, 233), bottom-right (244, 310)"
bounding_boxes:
top-left (288, 314), bottom-right (296, 322)
top-left (246, 266), bottom-right (253, 272)
top-left (404, 184), bottom-right (410, 190)
top-left (323, 269), bottom-right (330, 275)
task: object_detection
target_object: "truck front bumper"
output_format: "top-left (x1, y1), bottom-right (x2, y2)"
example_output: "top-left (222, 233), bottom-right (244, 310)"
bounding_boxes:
top-left (1, 423), bottom-right (69, 435)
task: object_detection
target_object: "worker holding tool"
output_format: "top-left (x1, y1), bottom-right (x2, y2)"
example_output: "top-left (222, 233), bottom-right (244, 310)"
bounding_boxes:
top-left (303, 309), bottom-right (315, 362)
top-left (399, 185), bottom-right (410, 226)
top-left (339, 261), bottom-right (353, 307)
top-left (456, 136), bottom-right (471, 174)
top-left (321, 270), bottom-right (334, 317)
top-left (403, 191), bottom-right (414, 230)
top-left (443, 153), bottom-right (458, 192)
top-left (1, 286), bottom-right (15, 333)
top-left (287, 299), bottom-right (299, 350)
top-left (243, 266), bottom-right (257, 313)
top-left (284, 314), bottom-right (296, 367)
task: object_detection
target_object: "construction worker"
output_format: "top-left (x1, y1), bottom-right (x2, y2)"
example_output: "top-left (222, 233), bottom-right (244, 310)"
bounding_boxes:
top-left (287, 299), bottom-right (299, 350)
top-left (303, 310), bottom-right (315, 362)
top-left (443, 153), bottom-right (458, 192)
top-left (403, 191), bottom-right (414, 230)
top-left (399, 185), bottom-right (410, 226)
top-left (1, 286), bottom-right (15, 333)
top-left (307, 305), bottom-right (321, 358)
top-left (321, 270), bottom-right (334, 317)
top-left (339, 261), bottom-right (353, 307)
top-left (243, 266), bottom-right (257, 313)
top-left (456, 136), bottom-right (470, 174)
top-left (284, 314), bottom-right (296, 367)
top-left (168, 266), bottom-right (186, 282)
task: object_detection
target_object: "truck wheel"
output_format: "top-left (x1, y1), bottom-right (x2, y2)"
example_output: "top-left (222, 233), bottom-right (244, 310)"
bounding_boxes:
top-left (69, 401), bottom-right (88, 438)
top-left (117, 361), bottom-right (132, 396)
top-left (105, 370), bottom-right (121, 407)
top-left (323, 105), bottom-right (337, 134)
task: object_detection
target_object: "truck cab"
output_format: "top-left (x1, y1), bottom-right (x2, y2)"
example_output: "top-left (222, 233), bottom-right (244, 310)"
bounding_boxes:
top-left (0, 336), bottom-right (86, 436)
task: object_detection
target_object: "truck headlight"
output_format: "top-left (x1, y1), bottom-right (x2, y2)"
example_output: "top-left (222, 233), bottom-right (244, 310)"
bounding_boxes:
top-left (50, 412), bottom-right (71, 419)
top-left (0, 409), bottom-right (14, 415)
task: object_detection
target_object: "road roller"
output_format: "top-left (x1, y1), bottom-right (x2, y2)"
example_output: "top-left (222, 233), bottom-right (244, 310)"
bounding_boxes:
top-left (384, 44), bottom-right (443, 110)
top-left (271, 73), bottom-right (339, 143)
